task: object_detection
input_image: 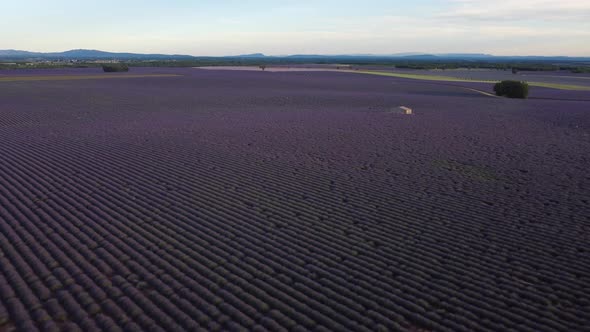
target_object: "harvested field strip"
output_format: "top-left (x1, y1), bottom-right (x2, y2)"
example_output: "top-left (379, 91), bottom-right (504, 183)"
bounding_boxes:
top-left (350, 70), bottom-right (492, 83)
top-left (541, 75), bottom-right (590, 80)
top-left (525, 82), bottom-right (590, 91)
top-left (351, 70), bottom-right (590, 91)
top-left (0, 74), bottom-right (181, 82)
top-left (1, 129), bottom-right (586, 330)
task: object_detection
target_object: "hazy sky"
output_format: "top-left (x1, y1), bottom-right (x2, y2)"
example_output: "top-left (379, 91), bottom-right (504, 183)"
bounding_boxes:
top-left (2, 0), bottom-right (589, 56)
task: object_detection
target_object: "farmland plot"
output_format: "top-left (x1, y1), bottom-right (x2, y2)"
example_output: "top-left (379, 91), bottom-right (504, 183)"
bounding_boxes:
top-left (0, 68), bottom-right (589, 331)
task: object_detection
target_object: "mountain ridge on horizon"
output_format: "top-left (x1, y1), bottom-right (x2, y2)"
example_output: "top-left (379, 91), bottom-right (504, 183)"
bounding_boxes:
top-left (1, 49), bottom-right (589, 61)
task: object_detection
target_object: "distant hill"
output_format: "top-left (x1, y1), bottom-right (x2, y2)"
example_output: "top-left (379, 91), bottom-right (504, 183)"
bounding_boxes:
top-left (1, 49), bottom-right (589, 62)
top-left (436, 53), bottom-right (493, 58)
top-left (0, 50), bottom-right (43, 57)
top-left (235, 53), bottom-right (266, 57)
top-left (0, 49), bottom-right (195, 60)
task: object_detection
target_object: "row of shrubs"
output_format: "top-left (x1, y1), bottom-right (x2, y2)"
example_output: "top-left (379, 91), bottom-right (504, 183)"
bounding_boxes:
top-left (102, 64), bottom-right (129, 72)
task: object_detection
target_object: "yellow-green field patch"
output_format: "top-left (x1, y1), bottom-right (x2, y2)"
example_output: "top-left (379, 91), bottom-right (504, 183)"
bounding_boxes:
top-left (526, 82), bottom-right (590, 91)
top-left (350, 70), bottom-right (493, 83)
top-left (350, 70), bottom-right (590, 91)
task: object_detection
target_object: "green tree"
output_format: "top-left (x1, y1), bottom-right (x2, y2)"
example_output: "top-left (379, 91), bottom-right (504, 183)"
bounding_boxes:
top-left (493, 80), bottom-right (529, 99)
top-left (102, 64), bottom-right (129, 72)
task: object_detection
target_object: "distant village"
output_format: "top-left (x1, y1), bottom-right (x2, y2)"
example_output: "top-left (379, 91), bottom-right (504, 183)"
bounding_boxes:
top-left (0, 59), bottom-right (127, 69)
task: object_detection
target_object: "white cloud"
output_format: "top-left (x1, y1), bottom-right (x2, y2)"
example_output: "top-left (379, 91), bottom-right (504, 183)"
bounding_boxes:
top-left (438, 0), bottom-right (590, 21)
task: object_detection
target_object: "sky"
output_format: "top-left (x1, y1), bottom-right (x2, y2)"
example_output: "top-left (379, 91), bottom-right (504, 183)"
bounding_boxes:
top-left (2, 0), bottom-right (589, 56)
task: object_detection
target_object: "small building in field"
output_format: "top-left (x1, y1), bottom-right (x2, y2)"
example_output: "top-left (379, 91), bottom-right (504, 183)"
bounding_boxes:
top-left (399, 106), bottom-right (413, 115)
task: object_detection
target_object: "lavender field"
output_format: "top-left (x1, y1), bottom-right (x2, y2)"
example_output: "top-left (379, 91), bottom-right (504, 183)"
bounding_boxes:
top-left (0, 67), bottom-right (589, 331)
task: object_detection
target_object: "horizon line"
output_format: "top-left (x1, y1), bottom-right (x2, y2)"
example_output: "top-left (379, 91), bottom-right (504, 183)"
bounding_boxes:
top-left (2, 48), bottom-right (590, 58)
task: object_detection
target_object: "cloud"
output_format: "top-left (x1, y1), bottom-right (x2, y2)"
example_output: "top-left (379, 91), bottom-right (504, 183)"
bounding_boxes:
top-left (437, 0), bottom-right (590, 22)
